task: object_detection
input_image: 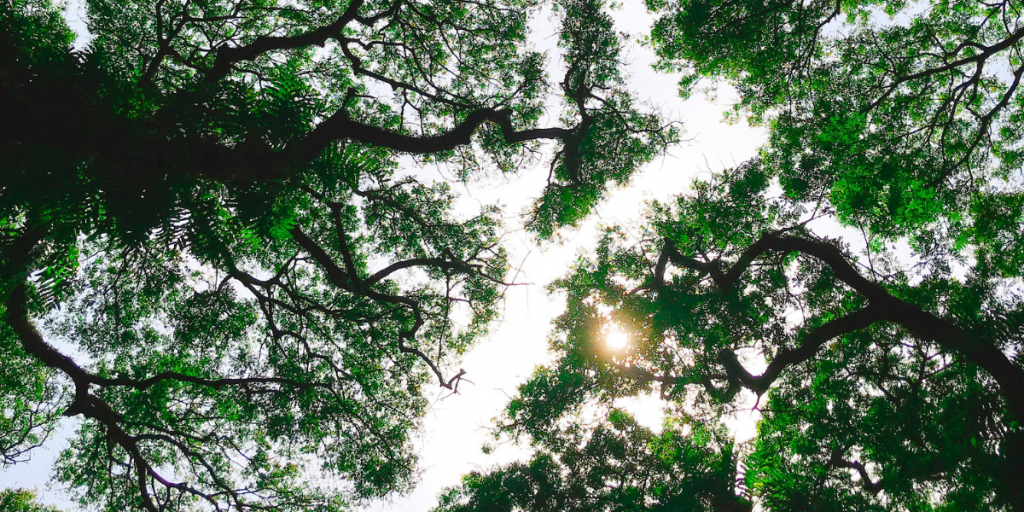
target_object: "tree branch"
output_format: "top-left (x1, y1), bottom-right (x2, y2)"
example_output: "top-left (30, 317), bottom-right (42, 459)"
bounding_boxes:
top-left (292, 107), bottom-right (570, 162)
top-left (362, 257), bottom-right (482, 288)
top-left (288, 226), bottom-right (467, 390)
top-left (661, 232), bottom-right (1024, 420)
top-left (205, 0), bottom-right (366, 82)
top-left (833, 459), bottom-right (884, 494)
top-left (717, 305), bottom-right (886, 395)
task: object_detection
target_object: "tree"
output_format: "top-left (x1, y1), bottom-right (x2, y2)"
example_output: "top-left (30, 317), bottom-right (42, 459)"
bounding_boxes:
top-left (642, 0), bottom-right (1024, 255)
top-left (0, 488), bottom-right (67, 512)
top-left (0, 0), bottom-right (675, 510)
top-left (443, 1), bottom-right (1024, 511)
top-left (492, 166), bottom-right (1023, 510)
top-left (434, 409), bottom-right (750, 512)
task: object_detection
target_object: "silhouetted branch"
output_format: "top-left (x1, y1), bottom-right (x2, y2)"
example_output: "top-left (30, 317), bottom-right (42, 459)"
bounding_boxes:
top-left (659, 233), bottom-right (1024, 420)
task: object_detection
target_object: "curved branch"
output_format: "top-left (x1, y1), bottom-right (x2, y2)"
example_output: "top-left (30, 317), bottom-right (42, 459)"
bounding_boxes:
top-left (205, 0), bottom-right (366, 82)
top-left (833, 459), bottom-right (884, 494)
top-left (661, 233), bottom-right (1024, 421)
top-left (288, 226), bottom-right (463, 389)
top-left (610, 307), bottom-right (885, 400)
top-left (865, 25), bottom-right (1024, 113)
top-left (93, 373), bottom-right (335, 392)
top-left (293, 107), bottom-right (571, 161)
top-left (717, 304), bottom-right (886, 395)
top-left (362, 257), bottom-right (482, 288)
top-left (6, 283), bottom-right (92, 405)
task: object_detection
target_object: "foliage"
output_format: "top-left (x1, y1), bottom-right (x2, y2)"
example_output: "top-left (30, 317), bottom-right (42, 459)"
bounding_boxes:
top-left (449, 1), bottom-right (1024, 510)
top-left (483, 163), bottom-right (1024, 511)
top-left (647, 0), bottom-right (1024, 247)
top-left (434, 409), bottom-right (750, 512)
top-left (0, 0), bottom-right (674, 509)
top-left (0, 488), bottom-right (67, 512)
top-left (7, 0), bottom-right (1024, 510)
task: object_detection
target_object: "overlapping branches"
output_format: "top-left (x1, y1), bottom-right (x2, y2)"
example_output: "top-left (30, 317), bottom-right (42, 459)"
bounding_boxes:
top-left (0, 154), bottom-right (524, 507)
top-left (0, 0), bottom-right (675, 509)
top-left (646, 0), bottom-right (1024, 243)
top-left (640, 232), bottom-right (1024, 421)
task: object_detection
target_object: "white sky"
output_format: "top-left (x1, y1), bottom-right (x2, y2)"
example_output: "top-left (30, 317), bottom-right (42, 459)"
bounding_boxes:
top-left (0, 1), bottom-right (770, 510)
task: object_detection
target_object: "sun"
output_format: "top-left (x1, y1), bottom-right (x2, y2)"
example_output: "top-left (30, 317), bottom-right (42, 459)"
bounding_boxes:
top-left (605, 327), bottom-right (630, 350)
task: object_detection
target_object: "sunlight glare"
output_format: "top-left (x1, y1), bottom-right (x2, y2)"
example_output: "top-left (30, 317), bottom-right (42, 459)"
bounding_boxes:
top-left (605, 328), bottom-right (630, 350)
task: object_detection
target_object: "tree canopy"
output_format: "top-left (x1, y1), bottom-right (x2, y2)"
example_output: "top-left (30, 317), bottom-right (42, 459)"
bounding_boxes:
top-left (3, 0), bottom-right (1024, 511)
top-left (1, 0), bottom-right (672, 509)
top-left (435, 1), bottom-right (1024, 511)
top-left (0, 488), bottom-right (68, 512)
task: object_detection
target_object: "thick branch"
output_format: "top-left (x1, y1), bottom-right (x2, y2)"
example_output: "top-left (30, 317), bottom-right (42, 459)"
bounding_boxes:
top-left (662, 233), bottom-right (1024, 421)
top-left (288, 227), bottom-right (357, 292)
top-left (330, 205), bottom-right (361, 288)
top-left (717, 305), bottom-right (886, 395)
top-left (833, 459), bottom-right (884, 494)
top-left (362, 257), bottom-right (482, 288)
top-left (205, 0), bottom-right (366, 82)
top-left (293, 107), bottom-right (570, 162)
top-left (5, 283), bottom-right (92, 397)
top-left (93, 373), bottom-right (333, 392)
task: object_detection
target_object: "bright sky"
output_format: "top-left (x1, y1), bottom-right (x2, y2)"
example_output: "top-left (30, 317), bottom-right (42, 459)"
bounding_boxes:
top-left (0, 1), bottom-right (768, 509)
